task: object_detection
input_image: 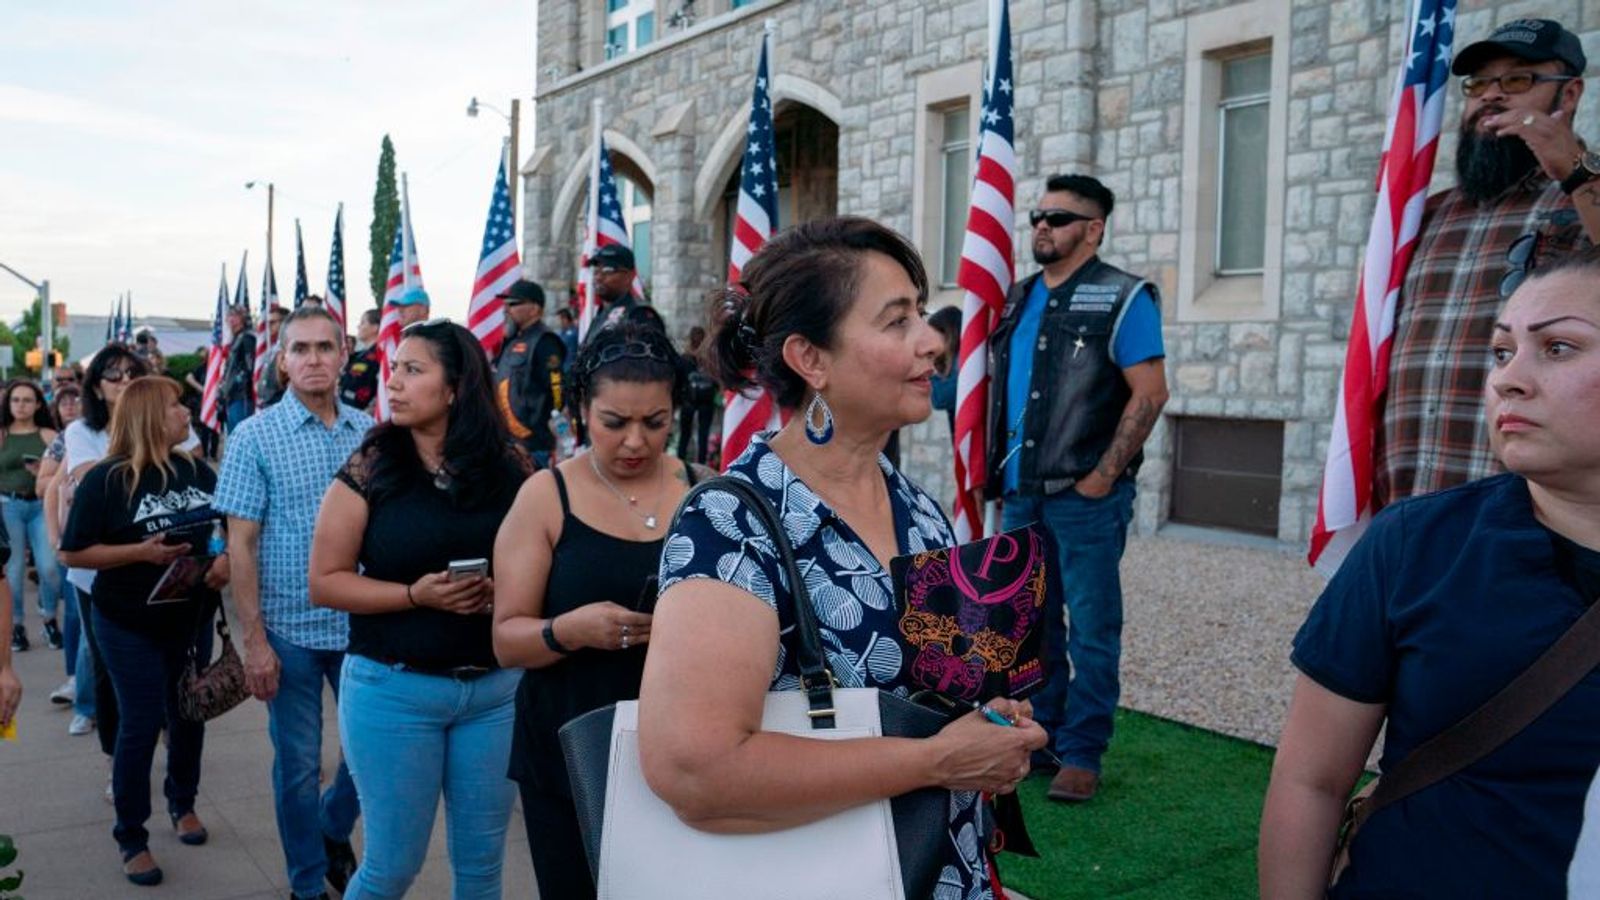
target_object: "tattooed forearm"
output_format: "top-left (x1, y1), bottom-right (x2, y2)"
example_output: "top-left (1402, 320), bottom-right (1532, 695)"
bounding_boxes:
top-left (1093, 396), bottom-right (1161, 482)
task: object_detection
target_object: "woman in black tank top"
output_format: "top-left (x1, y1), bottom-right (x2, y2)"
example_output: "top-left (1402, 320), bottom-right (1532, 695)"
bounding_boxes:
top-left (493, 324), bottom-right (709, 900)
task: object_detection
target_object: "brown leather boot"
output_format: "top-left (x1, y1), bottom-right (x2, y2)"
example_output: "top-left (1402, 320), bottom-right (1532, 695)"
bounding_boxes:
top-left (1047, 765), bottom-right (1100, 802)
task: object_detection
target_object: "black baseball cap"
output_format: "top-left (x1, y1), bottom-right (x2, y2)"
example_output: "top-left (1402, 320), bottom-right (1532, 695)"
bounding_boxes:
top-left (1452, 19), bottom-right (1587, 76)
top-left (497, 279), bottom-right (546, 307)
top-left (589, 244), bottom-right (636, 270)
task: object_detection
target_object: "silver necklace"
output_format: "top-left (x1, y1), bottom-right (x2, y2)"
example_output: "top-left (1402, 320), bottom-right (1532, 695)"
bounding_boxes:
top-left (418, 451), bottom-right (451, 490)
top-left (588, 451), bottom-right (664, 530)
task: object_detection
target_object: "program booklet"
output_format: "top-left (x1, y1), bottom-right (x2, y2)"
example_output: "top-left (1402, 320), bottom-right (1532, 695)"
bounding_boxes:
top-left (147, 551), bottom-right (218, 606)
top-left (890, 524), bottom-right (1055, 702)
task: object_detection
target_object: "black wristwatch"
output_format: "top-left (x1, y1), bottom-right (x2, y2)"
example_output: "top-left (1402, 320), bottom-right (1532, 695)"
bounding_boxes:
top-left (542, 620), bottom-right (571, 655)
top-left (1560, 150), bottom-right (1600, 195)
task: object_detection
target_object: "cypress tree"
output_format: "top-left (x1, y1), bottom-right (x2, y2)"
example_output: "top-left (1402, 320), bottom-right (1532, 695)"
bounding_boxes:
top-left (368, 135), bottom-right (400, 305)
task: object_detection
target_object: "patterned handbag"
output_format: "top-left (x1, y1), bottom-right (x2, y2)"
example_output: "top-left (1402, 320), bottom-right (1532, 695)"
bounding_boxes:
top-left (178, 605), bottom-right (249, 723)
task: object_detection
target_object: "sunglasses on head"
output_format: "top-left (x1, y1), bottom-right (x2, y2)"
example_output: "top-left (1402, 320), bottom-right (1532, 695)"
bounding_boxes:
top-left (1460, 71), bottom-right (1577, 98)
top-left (584, 340), bottom-right (669, 374)
top-left (1028, 209), bottom-right (1098, 229)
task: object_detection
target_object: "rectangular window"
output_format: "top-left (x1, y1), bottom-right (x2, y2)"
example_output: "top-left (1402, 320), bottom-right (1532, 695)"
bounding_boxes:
top-left (604, 0), bottom-right (654, 61)
top-left (938, 107), bottom-right (971, 289)
top-left (622, 179), bottom-right (652, 286)
top-left (1169, 417), bottom-right (1283, 536)
top-left (1215, 53), bottom-right (1270, 274)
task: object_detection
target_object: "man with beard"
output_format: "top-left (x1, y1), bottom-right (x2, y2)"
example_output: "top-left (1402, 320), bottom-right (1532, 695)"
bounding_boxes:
top-left (985, 173), bottom-right (1168, 803)
top-left (1377, 18), bottom-right (1598, 506)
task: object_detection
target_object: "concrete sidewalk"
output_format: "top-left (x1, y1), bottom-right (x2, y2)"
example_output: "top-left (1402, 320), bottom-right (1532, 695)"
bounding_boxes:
top-left (0, 604), bottom-right (538, 900)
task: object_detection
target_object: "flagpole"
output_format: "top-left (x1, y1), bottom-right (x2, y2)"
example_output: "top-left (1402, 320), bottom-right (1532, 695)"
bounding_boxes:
top-left (400, 172), bottom-right (415, 292)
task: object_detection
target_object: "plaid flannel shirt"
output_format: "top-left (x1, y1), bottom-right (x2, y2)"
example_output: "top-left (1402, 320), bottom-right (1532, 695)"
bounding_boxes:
top-left (1375, 172), bottom-right (1589, 508)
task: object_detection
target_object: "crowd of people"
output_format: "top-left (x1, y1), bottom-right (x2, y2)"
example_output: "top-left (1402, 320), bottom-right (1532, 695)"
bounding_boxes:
top-left (0, 15), bottom-right (1597, 900)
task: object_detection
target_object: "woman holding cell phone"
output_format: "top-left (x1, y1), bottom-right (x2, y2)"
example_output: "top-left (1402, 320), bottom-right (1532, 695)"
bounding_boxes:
top-left (492, 322), bottom-right (710, 900)
top-left (309, 319), bottom-right (531, 899)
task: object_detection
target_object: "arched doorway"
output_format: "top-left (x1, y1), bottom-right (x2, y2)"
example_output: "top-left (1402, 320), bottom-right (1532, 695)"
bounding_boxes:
top-left (718, 102), bottom-right (838, 273)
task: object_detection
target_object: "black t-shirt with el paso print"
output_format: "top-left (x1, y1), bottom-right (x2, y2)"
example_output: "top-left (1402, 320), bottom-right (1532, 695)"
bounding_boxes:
top-left (61, 455), bottom-right (221, 637)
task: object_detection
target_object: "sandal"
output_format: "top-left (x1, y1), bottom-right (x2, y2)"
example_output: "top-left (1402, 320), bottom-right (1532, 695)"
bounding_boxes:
top-left (171, 810), bottom-right (209, 846)
top-left (122, 848), bottom-right (163, 886)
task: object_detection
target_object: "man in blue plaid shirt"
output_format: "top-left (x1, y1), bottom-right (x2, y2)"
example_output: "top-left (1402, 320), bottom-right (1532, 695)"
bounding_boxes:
top-left (214, 306), bottom-right (370, 900)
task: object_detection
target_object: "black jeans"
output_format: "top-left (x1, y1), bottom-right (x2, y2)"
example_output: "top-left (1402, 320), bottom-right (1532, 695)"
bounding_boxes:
top-left (77, 588), bottom-right (119, 757)
top-left (93, 606), bottom-right (212, 856)
top-left (677, 403), bottom-right (715, 465)
top-left (519, 781), bottom-right (596, 900)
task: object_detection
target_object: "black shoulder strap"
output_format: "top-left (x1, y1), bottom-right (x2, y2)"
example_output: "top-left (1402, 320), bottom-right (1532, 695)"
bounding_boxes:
top-left (670, 475), bottom-right (836, 729)
top-left (1355, 596), bottom-right (1600, 830)
top-left (550, 467), bottom-right (571, 517)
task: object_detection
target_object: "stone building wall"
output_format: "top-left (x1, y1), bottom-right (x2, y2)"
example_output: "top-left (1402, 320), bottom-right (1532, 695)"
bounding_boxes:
top-left (528, 0), bottom-right (1600, 547)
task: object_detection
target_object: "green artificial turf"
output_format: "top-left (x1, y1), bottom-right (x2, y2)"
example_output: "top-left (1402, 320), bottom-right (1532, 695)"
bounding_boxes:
top-left (997, 709), bottom-right (1274, 900)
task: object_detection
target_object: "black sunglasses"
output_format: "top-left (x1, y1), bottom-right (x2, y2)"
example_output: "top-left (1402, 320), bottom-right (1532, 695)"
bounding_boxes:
top-left (100, 368), bottom-right (136, 384)
top-left (584, 340), bottom-right (669, 374)
top-left (1499, 231), bottom-right (1539, 299)
top-left (1028, 209), bottom-right (1098, 229)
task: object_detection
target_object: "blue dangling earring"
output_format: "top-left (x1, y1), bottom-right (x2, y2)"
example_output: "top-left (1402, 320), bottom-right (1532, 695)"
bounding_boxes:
top-left (804, 392), bottom-right (835, 445)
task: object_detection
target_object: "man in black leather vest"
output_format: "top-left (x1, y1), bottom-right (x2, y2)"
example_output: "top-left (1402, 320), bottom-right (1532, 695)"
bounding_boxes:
top-left (493, 279), bottom-right (565, 466)
top-left (987, 174), bottom-right (1169, 802)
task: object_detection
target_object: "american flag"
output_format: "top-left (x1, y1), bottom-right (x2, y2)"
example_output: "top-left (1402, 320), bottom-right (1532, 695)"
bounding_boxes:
top-left (254, 251), bottom-right (278, 409)
top-left (233, 249), bottom-right (250, 327)
top-left (720, 27), bottom-right (784, 470)
top-left (951, 0), bottom-right (1017, 542)
top-left (575, 116), bottom-right (644, 343)
top-left (326, 204), bottom-right (346, 333)
top-left (293, 219), bottom-right (310, 307)
top-left (376, 175), bottom-right (423, 420)
top-left (468, 149), bottom-right (520, 357)
top-left (1309, 0), bottom-right (1456, 573)
top-left (200, 262), bottom-right (231, 430)
top-left (119, 293), bottom-right (135, 344)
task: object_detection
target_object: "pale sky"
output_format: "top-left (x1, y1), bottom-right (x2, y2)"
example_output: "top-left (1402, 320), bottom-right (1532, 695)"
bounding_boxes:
top-left (0, 1), bottom-right (535, 337)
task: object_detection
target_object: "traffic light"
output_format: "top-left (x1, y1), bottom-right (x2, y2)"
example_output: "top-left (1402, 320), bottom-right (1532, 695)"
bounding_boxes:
top-left (24, 349), bottom-right (61, 370)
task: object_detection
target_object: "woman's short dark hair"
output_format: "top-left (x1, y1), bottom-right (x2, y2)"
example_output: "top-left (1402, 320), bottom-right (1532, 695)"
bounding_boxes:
top-left (702, 216), bottom-right (929, 410)
top-left (50, 384), bottom-right (81, 430)
top-left (359, 308), bottom-right (382, 328)
top-left (82, 346), bottom-right (151, 432)
top-left (573, 321), bottom-right (685, 416)
top-left (0, 380), bottom-right (54, 431)
top-left (355, 320), bottom-right (525, 509)
top-left (928, 306), bottom-right (963, 371)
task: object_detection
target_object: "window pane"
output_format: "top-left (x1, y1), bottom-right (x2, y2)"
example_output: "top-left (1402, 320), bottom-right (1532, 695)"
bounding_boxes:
top-left (942, 108), bottom-right (970, 150)
top-left (941, 147), bottom-right (971, 287)
top-left (608, 0), bottom-right (628, 11)
top-left (636, 13), bottom-right (653, 48)
top-left (1218, 101), bottom-right (1268, 271)
top-left (633, 221), bottom-right (651, 285)
top-left (1223, 54), bottom-right (1271, 99)
top-left (733, 0), bottom-right (757, 7)
top-left (606, 25), bottom-right (627, 59)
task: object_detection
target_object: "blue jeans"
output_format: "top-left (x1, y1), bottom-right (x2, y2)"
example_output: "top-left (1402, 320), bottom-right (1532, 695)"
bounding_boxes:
top-left (3, 496), bottom-right (61, 622)
top-left (265, 630), bottom-right (361, 898)
top-left (1002, 478), bottom-right (1136, 772)
top-left (339, 655), bottom-right (519, 900)
top-left (225, 397), bottom-right (252, 434)
top-left (92, 606), bottom-right (211, 856)
top-left (61, 581), bottom-right (96, 717)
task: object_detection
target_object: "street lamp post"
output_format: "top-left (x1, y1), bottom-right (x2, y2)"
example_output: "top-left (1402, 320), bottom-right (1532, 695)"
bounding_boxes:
top-left (0, 261), bottom-right (52, 386)
top-left (467, 97), bottom-right (521, 229)
top-left (245, 180), bottom-right (276, 269)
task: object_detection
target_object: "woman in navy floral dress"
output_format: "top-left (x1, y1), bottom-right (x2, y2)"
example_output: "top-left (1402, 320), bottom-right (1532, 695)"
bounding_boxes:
top-left (640, 217), bottom-right (1045, 899)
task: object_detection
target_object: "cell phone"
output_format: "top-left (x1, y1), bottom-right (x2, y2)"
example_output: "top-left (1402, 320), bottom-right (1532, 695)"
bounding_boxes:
top-left (447, 558), bottom-right (489, 581)
top-left (633, 575), bottom-right (660, 615)
top-left (21, 455), bottom-right (39, 466)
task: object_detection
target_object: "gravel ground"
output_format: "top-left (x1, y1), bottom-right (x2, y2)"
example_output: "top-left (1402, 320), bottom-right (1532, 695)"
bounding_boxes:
top-left (1114, 531), bottom-right (1326, 747)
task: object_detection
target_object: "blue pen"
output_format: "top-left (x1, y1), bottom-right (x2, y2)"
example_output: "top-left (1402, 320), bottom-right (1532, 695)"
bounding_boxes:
top-left (976, 701), bottom-right (1064, 768)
